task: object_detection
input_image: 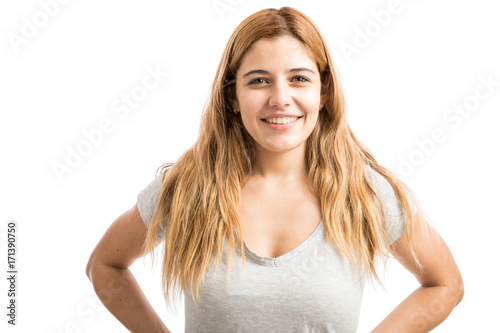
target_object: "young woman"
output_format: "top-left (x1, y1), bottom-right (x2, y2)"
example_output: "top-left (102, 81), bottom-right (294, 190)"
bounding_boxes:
top-left (86, 7), bottom-right (463, 333)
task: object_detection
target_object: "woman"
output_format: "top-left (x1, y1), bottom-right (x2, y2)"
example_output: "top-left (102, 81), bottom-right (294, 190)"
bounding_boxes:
top-left (86, 7), bottom-right (463, 333)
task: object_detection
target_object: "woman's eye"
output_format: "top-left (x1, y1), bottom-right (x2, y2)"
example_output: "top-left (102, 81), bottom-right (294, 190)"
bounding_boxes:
top-left (247, 76), bottom-right (310, 85)
top-left (248, 78), bottom-right (267, 85)
top-left (293, 76), bottom-right (310, 83)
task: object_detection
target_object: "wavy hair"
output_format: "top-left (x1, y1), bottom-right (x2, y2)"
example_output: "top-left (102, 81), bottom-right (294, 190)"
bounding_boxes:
top-left (143, 6), bottom-right (435, 312)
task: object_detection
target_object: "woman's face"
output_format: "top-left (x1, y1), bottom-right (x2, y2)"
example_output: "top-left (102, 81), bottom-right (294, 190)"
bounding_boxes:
top-left (233, 35), bottom-right (325, 154)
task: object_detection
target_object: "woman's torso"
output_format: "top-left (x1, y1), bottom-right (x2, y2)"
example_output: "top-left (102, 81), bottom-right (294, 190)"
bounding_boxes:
top-left (136, 166), bottom-right (407, 332)
top-left (236, 175), bottom-right (323, 258)
top-left (184, 175), bottom-right (365, 332)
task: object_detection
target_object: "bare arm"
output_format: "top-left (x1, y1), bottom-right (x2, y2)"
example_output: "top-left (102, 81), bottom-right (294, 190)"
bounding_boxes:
top-left (86, 203), bottom-right (171, 333)
top-left (371, 214), bottom-right (464, 332)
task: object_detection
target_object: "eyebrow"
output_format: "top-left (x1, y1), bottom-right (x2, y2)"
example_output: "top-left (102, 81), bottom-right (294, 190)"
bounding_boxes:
top-left (241, 67), bottom-right (316, 78)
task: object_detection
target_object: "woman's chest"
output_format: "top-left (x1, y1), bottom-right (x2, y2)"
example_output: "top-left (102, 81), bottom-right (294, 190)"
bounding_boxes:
top-left (236, 179), bottom-right (323, 259)
top-left (187, 239), bottom-right (366, 333)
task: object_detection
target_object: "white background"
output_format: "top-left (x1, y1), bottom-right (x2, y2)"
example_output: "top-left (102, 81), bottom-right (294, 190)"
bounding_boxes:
top-left (1, 0), bottom-right (499, 332)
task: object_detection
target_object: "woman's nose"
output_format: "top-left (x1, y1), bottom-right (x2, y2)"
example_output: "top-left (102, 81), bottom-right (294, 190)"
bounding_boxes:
top-left (268, 79), bottom-right (292, 109)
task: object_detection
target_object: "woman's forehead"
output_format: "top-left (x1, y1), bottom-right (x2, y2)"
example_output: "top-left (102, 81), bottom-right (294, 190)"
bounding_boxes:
top-left (237, 36), bottom-right (318, 75)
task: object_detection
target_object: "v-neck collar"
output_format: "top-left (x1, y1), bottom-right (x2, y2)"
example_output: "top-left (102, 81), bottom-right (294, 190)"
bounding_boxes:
top-left (234, 219), bottom-right (324, 267)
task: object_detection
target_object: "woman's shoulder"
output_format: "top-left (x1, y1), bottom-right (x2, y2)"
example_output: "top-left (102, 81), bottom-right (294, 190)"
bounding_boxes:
top-left (363, 164), bottom-right (416, 213)
top-left (363, 164), bottom-right (391, 194)
top-left (136, 171), bottom-right (167, 226)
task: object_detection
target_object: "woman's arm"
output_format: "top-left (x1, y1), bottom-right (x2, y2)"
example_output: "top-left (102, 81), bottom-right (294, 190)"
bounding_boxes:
top-left (371, 214), bottom-right (464, 333)
top-left (86, 203), bottom-right (171, 333)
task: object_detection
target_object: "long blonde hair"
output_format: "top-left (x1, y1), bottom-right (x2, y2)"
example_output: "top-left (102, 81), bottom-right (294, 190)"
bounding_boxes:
top-left (143, 6), bottom-right (434, 312)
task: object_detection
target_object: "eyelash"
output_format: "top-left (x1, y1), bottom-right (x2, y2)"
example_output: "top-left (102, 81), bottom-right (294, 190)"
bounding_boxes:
top-left (248, 76), bottom-right (310, 85)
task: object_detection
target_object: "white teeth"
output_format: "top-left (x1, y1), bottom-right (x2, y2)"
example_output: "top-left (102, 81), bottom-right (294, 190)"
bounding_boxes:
top-left (264, 117), bottom-right (299, 124)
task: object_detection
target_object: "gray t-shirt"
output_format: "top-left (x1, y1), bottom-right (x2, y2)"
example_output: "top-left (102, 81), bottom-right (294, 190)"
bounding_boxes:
top-left (136, 166), bottom-right (417, 333)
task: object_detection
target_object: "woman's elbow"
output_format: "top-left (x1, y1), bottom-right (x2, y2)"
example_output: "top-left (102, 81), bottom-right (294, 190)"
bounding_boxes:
top-left (85, 255), bottom-right (94, 281)
top-left (85, 250), bottom-right (99, 281)
top-left (447, 272), bottom-right (465, 307)
top-left (454, 281), bottom-right (465, 306)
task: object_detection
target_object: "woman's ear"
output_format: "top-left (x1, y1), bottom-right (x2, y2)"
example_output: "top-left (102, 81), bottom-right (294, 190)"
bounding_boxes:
top-left (229, 91), bottom-right (240, 112)
top-left (225, 84), bottom-right (239, 113)
top-left (229, 97), bottom-right (240, 113)
top-left (320, 81), bottom-right (329, 108)
top-left (233, 99), bottom-right (240, 111)
top-left (320, 93), bottom-right (326, 109)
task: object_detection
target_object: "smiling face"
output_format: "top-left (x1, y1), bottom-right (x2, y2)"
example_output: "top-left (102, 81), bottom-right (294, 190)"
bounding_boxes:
top-left (233, 35), bottom-right (325, 154)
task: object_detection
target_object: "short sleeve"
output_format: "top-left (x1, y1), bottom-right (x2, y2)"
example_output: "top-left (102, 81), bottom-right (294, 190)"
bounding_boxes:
top-left (364, 165), bottom-right (418, 244)
top-left (137, 173), bottom-right (165, 239)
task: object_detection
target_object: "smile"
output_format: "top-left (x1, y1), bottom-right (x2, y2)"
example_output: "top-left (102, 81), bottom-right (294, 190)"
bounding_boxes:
top-left (263, 116), bottom-right (301, 124)
top-left (261, 116), bottom-right (303, 131)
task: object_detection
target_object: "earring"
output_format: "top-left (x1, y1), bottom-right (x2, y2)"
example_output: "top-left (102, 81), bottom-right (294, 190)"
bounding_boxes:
top-left (319, 104), bottom-right (324, 111)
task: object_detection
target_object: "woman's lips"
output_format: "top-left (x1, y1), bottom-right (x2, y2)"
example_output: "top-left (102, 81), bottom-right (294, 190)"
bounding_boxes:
top-left (261, 116), bottom-right (302, 131)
